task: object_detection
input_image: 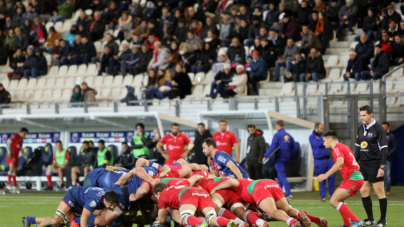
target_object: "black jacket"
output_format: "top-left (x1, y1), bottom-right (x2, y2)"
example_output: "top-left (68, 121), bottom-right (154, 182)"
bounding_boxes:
top-left (0, 88), bottom-right (11, 104)
top-left (13, 34), bottom-right (29, 51)
top-left (372, 51), bottom-right (390, 75)
top-left (386, 131), bottom-right (398, 161)
top-left (298, 7), bottom-right (311, 25)
top-left (136, 50), bottom-right (153, 68)
top-left (227, 44), bottom-right (246, 63)
top-left (201, 48), bottom-right (216, 69)
top-left (190, 129), bottom-right (212, 165)
top-left (115, 151), bottom-right (136, 169)
top-left (247, 23), bottom-right (261, 40)
top-left (289, 59), bottom-right (306, 75)
top-left (80, 42), bottom-right (97, 59)
top-left (246, 132), bottom-right (266, 161)
top-left (214, 70), bottom-right (234, 84)
top-left (174, 26), bottom-right (188, 42)
top-left (80, 148), bottom-right (96, 167)
top-left (392, 42), bottom-right (404, 60)
top-left (259, 44), bottom-right (278, 68)
top-left (106, 39), bottom-right (119, 56)
top-left (306, 55), bottom-right (326, 75)
top-left (33, 51), bottom-right (48, 73)
top-left (200, 23), bottom-right (218, 40)
top-left (89, 19), bottom-right (106, 41)
top-left (363, 16), bottom-right (379, 33)
top-left (233, 25), bottom-right (249, 43)
top-left (171, 72), bottom-right (192, 99)
top-left (326, 4), bottom-right (340, 22)
top-left (346, 56), bottom-right (368, 75)
top-left (10, 55), bottom-right (25, 70)
top-left (355, 40), bottom-right (374, 65)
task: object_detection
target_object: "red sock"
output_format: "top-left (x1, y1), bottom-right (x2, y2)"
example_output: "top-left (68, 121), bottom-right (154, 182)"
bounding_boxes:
top-left (12, 174), bottom-right (17, 187)
top-left (219, 208), bottom-right (238, 220)
top-left (46, 174), bottom-right (52, 187)
top-left (216, 217), bottom-right (231, 226)
top-left (245, 211), bottom-right (260, 224)
top-left (305, 213), bottom-right (320, 225)
top-left (337, 202), bottom-right (359, 226)
top-left (182, 215), bottom-right (203, 226)
top-left (7, 173), bottom-right (11, 185)
top-left (250, 211), bottom-right (263, 218)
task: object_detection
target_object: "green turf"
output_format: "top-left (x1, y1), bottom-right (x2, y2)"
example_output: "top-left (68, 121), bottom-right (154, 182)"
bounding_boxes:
top-left (1, 186), bottom-right (404, 227)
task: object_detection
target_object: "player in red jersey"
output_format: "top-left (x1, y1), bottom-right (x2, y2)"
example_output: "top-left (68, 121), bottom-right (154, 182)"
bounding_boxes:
top-left (6, 127), bottom-right (29, 190)
top-left (152, 176), bottom-right (235, 227)
top-left (157, 123), bottom-right (194, 166)
top-left (211, 120), bottom-right (240, 163)
top-left (211, 179), bottom-right (328, 227)
top-left (318, 131), bottom-right (364, 227)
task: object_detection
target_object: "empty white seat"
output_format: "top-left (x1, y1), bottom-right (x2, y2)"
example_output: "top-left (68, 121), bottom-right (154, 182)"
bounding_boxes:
top-left (354, 82), bottom-right (369, 94)
top-left (77, 64), bottom-right (87, 75)
top-left (100, 88), bottom-right (111, 99)
top-left (86, 64), bottom-right (98, 75)
top-left (350, 42), bottom-right (358, 49)
top-left (85, 9), bottom-right (93, 16)
top-left (54, 21), bottom-right (63, 33)
top-left (32, 90), bottom-right (43, 101)
top-left (188, 73), bottom-right (195, 82)
top-left (54, 78), bottom-right (65, 88)
top-left (326, 55), bottom-right (339, 67)
top-left (203, 84), bottom-right (211, 96)
top-left (313, 84), bottom-right (326, 95)
top-left (392, 67), bottom-right (404, 78)
top-left (103, 75), bottom-right (114, 87)
top-left (48, 66), bottom-right (59, 77)
top-left (112, 75), bottom-right (123, 87)
top-left (17, 78), bottom-right (28, 89)
top-left (122, 75), bottom-right (133, 86)
top-left (296, 83), bottom-right (304, 95)
top-left (142, 75), bottom-right (149, 85)
top-left (339, 55), bottom-right (350, 67)
top-left (13, 90), bottom-right (24, 101)
top-left (64, 77), bottom-right (76, 88)
top-left (23, 90), bottom-right (34, 101)
top-left (45, 78), bottom-right (56, 88)
top-left (52, 89), bottom-right (62, 100)
top-left (328, 68), bottom-right (341, 80)
top-left (8, 80), bottom-right (19, 90)
top-left (328, 83), bottom-right (342, 94)
top-left (110, 88), bottom-right (122, 100)
top-left (386, 96), bottom-right (397, 106)
top-left (61, 88), bottom-right (71, 101)
top-left (42, 89), bottom-right (53, 101)
top-left (194, 72), bottom-right (205, 83)
top-left (244, 46), bottom-right (249, 56)
top-left (84, 76), bottom-right (95, 86)
top-left (67, 65), bottom-right (78, 77)
top-left (26, 78), bottom-right (37, 89)
top-left (386, 80), bottom-right (395, 92)
top-left (62, 21), bottom-right (71, 32)
top-left (306, 84), bottom-right (318, 94)
top-left (192, 85), bottom-right (204, 97)
top-left (94, 41), bottom-right (102, 52)
top-left (133, 75), bottom-right (144, 86)
top-left (58, 65), bottom-right (68, 76)
top-left (1, 79), bottom-right (9, 88)
top-left (274, 83), bottom-right (294, 96)
top-left (94, 76), bottom-right (104, 87)
top-left (205, 71), bottom-right (214, 84)
top-left (119, 89), bottom-right (127, 99)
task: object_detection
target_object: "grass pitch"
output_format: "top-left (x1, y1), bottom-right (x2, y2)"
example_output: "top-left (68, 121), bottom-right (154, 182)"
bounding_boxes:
top-left (1, 186), bottom-right (404, 227)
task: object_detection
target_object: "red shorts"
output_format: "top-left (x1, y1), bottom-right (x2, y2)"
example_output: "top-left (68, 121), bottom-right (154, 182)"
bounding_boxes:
top-left (252, 180), bottom-right (285, 204)
top-left (165, 170), bottom-right (180, 178)
top-left (215, 190), bottom-right (243, 208)
top-left (338, 179), bottom-right (364, 197)
top-left (6, 154), bottom-right (18, 166)
top-left (180, 188), bottom-right (215, 210)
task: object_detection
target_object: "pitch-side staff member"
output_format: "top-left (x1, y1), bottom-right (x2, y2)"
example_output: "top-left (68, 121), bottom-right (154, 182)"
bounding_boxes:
top-left (355, 105), bottom-right (388, 227)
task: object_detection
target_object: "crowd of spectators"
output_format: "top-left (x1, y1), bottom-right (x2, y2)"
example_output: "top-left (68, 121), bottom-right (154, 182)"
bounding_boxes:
top-left (0, 0), bottom-right (403, 101)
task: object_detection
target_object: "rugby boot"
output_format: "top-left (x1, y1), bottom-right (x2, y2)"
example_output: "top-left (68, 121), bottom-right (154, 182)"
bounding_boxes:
top-left (297, 211), bottom-right (312, 227)
top-left (373, 220), bottom-right (387, 227)
top-left (197, 221), bottom-right (208, 227)
top-left (319, 217), bottom-right (328, 227)
top-left (227, 220), bottom-right (236, 227)
top-left (258, 222), bottom-right (269, 227)
top-left (236, 222), bottom-right (249, 227)
top-left (350, 220), bottom-right (363, 227)
top-left (290, 219), bottom-right (302, 227)
top-left (363, 219), bottom-right (375, 226)
top-left (21, 217), bottom-right (31, 227)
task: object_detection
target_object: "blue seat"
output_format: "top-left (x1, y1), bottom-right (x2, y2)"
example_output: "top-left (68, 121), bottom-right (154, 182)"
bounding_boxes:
top-left (67, 146), bottom-right (77, 164)
top-left (23, 146), bottom-right (32, 159)
top-left (40, 144), bottom-right (53, 166)
top-left (0, 146), bottom-right (8, 175)
top-left (17, 156), bottom-right (27, 170)
top-left (107, 145), bottom-right (118, 166)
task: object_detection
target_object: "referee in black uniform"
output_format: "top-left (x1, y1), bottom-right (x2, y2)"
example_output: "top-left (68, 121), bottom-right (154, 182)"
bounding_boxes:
top-left (355, 105), bottom-right (388, 227)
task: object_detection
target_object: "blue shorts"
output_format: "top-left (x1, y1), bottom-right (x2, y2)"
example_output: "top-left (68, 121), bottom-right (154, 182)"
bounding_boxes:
top-left (82, 171), bottom-right (92, 187)
top-left (171, 162), bottom-right (181, 167)
top-left (62, 191), bottom-right (83, 216)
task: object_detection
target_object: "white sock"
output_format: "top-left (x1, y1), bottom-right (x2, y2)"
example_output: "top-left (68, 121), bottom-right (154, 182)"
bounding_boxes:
top-left (256, 219), bottom-right (265, 226)
top-left (235, 218), bottom-right (244, 225)
top-left (296, 211), bottom-right (300, 217)
top-left (243, 211), bottom-right (250, 222)
top-left (72, 182), bottom-right (76, 186)
top-left (286, 218), bottom-right (294, 225)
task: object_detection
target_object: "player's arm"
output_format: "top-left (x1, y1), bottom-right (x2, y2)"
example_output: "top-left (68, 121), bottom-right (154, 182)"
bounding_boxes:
top-left (210, 179), bottom-right (239, 195)
top-left (6, 139), bottom-right (12, 158)
top-left (156, 142), bottom-right (169, 160)
top-left (158, 208), bottom-right (169, 224)
top-left (317, 157), bottom-right (343, 182)
top-left (106, 166), bottom-right (127, 171)
top-left (182, 163), bottom-right (202, 171)
top-left (134, 167), bottom-right (154, 183)
top-left (226, 161), bottom-right (243, 179)
top-left (187, 174), bottom-right (203, 186)
top-left (178, 167), bottom-right (192, 178)
top-left (129, 182), bottom-right (151, 201)
top-left (135, 158), bottom-right (150, 168)
top-left (80, 208), bottom-right (92, 227)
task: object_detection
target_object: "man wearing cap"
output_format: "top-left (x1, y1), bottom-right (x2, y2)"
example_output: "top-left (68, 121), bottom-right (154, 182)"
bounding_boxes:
top-left (343, 50), bottom-right (368, 81)
top-left (385, 4), bottom-right (402, 28)
top-left (336, 0), bottom-right (358, 41)
top-left (360, 43), bottom-right (390, 80)
top-left (285, 51), bottom-right (306, 83)
top-left (249, 50), bottom-right (268, 95)
top-left (0, 83), bottom-right (11, 104)
top-left (210, 63), bottom-right (234, 98)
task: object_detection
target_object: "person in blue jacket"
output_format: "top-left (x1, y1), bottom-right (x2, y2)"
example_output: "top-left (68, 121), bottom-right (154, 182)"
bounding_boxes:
top-left (309, 122), bottom-right (335, 201)
top-left (263, 120), bottom-right (298, 200)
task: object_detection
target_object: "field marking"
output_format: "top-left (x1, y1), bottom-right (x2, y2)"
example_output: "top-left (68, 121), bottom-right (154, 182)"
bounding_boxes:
top-left (291, 202), bottom-right (404, 206)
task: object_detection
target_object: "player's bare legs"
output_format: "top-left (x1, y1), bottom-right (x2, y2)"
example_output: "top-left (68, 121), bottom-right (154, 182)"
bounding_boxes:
top-left (7, 163), bottom-right (17, 189)
top-left (331, 188), bottom-right (361, 227)
top-left (276, 197), bottom-right (315, 227)
top-left (200, 206), bottom-right (234, 227)
top-left (83, 167), bottom-right (90, 176)
top-left (258, 197), bottom-right (300, 227)
top-left (211, 192), bottom-right (248, 226)
top-left (58, 166), bottom-right (64, 187)
top-left (27, 201), bottom-right (71, 227)
top-left (93, 207), bottom-right (121, 226)
top-left (71, 167), bottom-right (80, 186)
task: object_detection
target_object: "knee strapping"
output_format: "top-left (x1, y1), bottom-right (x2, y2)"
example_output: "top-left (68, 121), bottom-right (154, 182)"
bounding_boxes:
top-left (180, 210), bottom-right (195, 223)
top-left (205, 210), bottom-right (217, 225)
top-left (212, 198), bottom-right (223, 208)
top-left (230, 203), bottom-right (245, 213)
top-left (55, 209), bottom-right (68, 224)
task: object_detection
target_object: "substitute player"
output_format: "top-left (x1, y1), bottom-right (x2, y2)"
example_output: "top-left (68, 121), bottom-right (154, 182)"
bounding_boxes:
top-left (317, 131), bottom-right (363, 227)
top-left (355, 105), bottom-right (388, 227)
top-left (6, 127), bottom-right (28, 190)
top-left (202, 138), bottom-right (249, 179)
top-left (152, 177), bottom-right (235, 227)
top-left (44, 141), bottom-right (72, 190)
top-left (156, 123), bottom-right (194, 166)
top-left (212, 120), bottom-right (240, 163)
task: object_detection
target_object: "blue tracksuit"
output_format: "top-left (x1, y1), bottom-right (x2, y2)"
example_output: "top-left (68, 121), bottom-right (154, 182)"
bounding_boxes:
top-left (309, 131), bottom-right (335, 198)
top-left (264, 128), bottom-right (298, 196)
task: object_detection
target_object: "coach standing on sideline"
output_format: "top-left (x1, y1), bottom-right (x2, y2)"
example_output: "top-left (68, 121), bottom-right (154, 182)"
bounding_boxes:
top-left (355, 105), bottom-right (388, 227)
top-left (381, 121), bottom-right (397, 195)
top-left (309, 122), bottom-right (335, 202)
top-left (263, 120), bottom-right (298, 200)
top-left (211, 120), bottom-right (240, 165)
top-left (246, 124), bottom-right (266, 179)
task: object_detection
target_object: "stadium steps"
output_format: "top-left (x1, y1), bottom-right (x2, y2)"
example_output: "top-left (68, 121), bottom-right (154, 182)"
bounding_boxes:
top-left (325, 48), bottom-right (350, 55)
top-left (329, 41), bottom-right (351, 49)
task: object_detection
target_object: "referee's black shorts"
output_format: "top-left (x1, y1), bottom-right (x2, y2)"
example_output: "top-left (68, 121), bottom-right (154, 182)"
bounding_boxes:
top-left (360, 160), bottom-right (384, 183)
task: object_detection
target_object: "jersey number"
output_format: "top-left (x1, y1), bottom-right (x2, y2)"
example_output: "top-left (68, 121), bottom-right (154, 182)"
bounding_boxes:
top-left (349, 153), bottom-right (358, 166)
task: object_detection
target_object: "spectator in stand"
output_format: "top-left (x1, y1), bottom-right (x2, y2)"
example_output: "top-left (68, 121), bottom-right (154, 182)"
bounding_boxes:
top-left (159, 7), bottom-right (172, 27)
top-left (44, 27), bottom-right (60, 54)
top-left (129, 0), bottom-right (142, 17)
top-left (388, 19), bottom-right (400, 39)
top-left (23, 48), bottom-right (47, 79)
top-left (14, 6), bottom-right (24, 27)
top-left (301, 24), bottom-right (322, 57)
top-left (131, 20), bottom-right (149, 42)
top-left (285, 52), bottom-right (306, 82)
top-left (99, 46), bottom-right (114, 75)
top-left (226, 64), bottom-right (248, 97)
top-left (380, 31), bottom-right (393, 55)
top-left (359, 8), bottom-right (380, 42)
top-left (284, 0), bottom-right (300, 16)
top-left (14, 27), bottom-right (29, 54)
top-left (105, 33), bottom-right (119, 56)
top-left (0, 83), bottom-right (11, 104)
top-left (326, 0), bottom-right (340, 29)
top-left (53, 39), bottom-right (70, 66)
top-left (71, 36), bottom-right (96, 65)
top-left (159, 20), bottom-right (173, 46)
top-left (190, 20), bottom-right (203, 37)
top-left (81, 82), bottom-right (97, 102)
top-left (137, 69), bottom-right (156, 100)
top-left (200, 17), bottom-right (217, 39)
top-left (118, 11), bottom-right (133, 41)
top-left (264, 3), bottom-right (280, 29)
top-left (49, 0), bottom-right (75, 23)
top-left (148, 41), bottom-right (169, 71)
top-left (64, 25), bottom-right (77, 46)
top-left (104, 41), bottom-right (129, 75)
top-left (313, 0), bottom-right (326, 12)
top-left (258, 38), bottom-right (277, 72)
top-left (21, 5), bottom-right (38, 24)
top-left (280, 13), bottom-right (301, 41)
top-left (165, 41), bottom-right (179, 70)
top-left (219, 14), bottom-right (234, 47)
top-left (4, 28), bottom-right (15, 50)
top-left (279, 3), bottom-right (292, 19)
top-left (210, 63), bottom-right (234, 98)
top-left (23, 45), bottom-right (34, 74)
top-left (103, 1), bottom-right (121, 31)
top-left (298, 1), bottom-right (311, 25)
top-left (30, 17), bottom-right (47, 46)
top-left (190, 43), bottom-right (203, 72)
top-left (304, 48), bottom-right (326, 82)
top-left (89, 0), bottom-right (105, 13)
top-left (144, 34), bottom-right (159, 51)
top-left (21, 19), bottom-right (33, 38)
top-left (336, 0), bottom-right (358, 41)
top-left (67, 34), bottom-right (82, 65)
top-left (131, 44), bottom-right (152, 76)
top-left (76, 11), bottom-right (90, 28)
top-left (115, 142), bottom-right (135, 169)
top-left (249, 50), bottom-right (268, 95)
top-left (3, 16), bottom-right (14, 34)
top-left (131, 123), bottom-right (152, 159)
top-left (360, 43), bottom-right (390, 80)
top-left (385, 4), bottom-right (402, 28)
top-left (343, 50), bottom-right (367, 81)
top-left (316, 11), bottom-right (333, 54)
top-left (227, 37), bottom-right (245, 64)
top-left (70, 85), bottom-right (83, 103)
top-left (177, 43), bottom-right (196, 72)
top-left (392, 34), bottom-right (404, 66)
top-left (309, 11), bottom-right (319, 32)
top-left (143, 1), bottom-right (156, 20)
top-left (8, 48), bottom-right (25, 79)
top-left (233, 18), bottom-right (249, 44)
top-left (246, 124), bottom-right (266, 180)
top-left (174, 18), bottom-right (188, 42)
top-left (211, 48), bottom-right (231, 76)
top-left (245, 16), bottom-right (260, 47)
top-left (205, 29), bottom-right (219, 49)
top-left (275, 38), bottom-right (299, 81)
top-left (116, 42), bottom-right (132, 75)
top-left (167, 64), bottom-right (192, 99)
top-left (89, 11), bottom-right (106, 41)
top-left (355, 34), bottom-right (374, 71)
top-left (191, 42), bottom-right (215, 73)
top-left (186, 30), bottom-right (202, 47)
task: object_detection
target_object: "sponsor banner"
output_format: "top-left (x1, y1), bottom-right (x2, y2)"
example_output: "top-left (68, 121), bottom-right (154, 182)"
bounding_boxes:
top-left (0, 132), bottom-right (60, 144)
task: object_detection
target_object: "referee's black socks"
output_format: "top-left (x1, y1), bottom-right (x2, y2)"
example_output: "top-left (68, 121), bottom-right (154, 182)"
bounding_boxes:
top-left (362, 196), bottom-right (374, 221)
top-left (379, 198), bottom-right (387, 221)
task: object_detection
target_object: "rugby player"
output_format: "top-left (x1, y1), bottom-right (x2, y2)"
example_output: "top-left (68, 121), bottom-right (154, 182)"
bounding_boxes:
top-left (6, 127), bottom-right (29, 190)
top-left (152, 176), bottom-right (235, 227)
top-left (202, 138), bottom-right (249, 179)
top-left (318, 131), bottom-right (363, 227)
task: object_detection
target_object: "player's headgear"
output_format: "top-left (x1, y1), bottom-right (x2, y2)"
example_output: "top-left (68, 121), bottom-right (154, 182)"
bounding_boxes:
top-left (323, 130), bottom-right (338, 140)
top-left (20, 127), bottom-right (29, 133)
top-left (202, 138), bottom-right (217, 148)
top-left (104, 191), bottom-right (118, 205)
